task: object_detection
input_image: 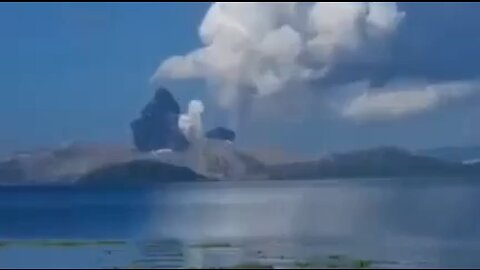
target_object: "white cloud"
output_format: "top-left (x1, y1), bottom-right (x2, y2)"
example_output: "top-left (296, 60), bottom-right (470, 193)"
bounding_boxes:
top-left (342, 80), bottom-right (479, 121)
top-left (153, 2), bottom-right (404, 115)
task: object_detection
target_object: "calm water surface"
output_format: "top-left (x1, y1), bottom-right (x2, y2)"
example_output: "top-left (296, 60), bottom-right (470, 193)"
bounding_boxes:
top-left (1, 178), bottom-right (480, 268)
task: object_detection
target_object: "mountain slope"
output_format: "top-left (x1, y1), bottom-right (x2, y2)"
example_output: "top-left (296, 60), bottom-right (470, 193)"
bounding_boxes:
top-left (77, 160), bottom-right (206, 186)
top-left (266, 147), bottom-right (480, 180)
top-left (417, 146), bottom-right (480, 163)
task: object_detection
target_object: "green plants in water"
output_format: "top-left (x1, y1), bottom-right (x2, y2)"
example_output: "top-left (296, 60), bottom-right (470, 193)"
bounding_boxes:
top-left (44, 241), bottom-right (89, 247)
top-left (2, 239), bottom-right (128, 249)
top-left (18, 240), bottom-right (90, 248)
top-left (295, 254), bottom-right (373, 269)
top-left (231, 263), bottom-right (274, 269)
top-left (352, 259), bottom-right (373, 269)
top-left (294, 261), bottom-right (311, 268)
top-left (190, 242), bottom-right (233, 248)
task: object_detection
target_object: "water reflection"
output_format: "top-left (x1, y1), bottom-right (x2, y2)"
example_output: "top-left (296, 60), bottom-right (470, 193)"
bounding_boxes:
top-left (2, 178), bottom-right (480, 268)
top-left (149, 178), bottom-right (480, 267)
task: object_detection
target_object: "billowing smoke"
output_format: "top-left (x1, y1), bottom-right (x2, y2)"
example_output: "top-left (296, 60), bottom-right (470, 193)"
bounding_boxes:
top-left (153, 2), bottom-right (480, 133)
top-left (153, 2), bottom-right (405, 126)
top-left (178, 100), bottom-right (206, 174)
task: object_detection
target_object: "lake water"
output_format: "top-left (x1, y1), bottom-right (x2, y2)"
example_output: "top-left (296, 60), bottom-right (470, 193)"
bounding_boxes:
top-left (1, 178), bottom-right (480, 268)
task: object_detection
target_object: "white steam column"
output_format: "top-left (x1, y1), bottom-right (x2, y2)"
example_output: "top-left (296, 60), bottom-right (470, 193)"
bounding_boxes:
top-left (179, 100), bottom-right (207, 175)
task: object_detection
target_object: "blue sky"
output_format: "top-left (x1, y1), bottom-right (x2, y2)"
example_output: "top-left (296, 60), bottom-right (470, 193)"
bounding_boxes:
top-left (1, 2), bottom-right (480, 156)
top-left (0, 2), bottom-right (209, 155)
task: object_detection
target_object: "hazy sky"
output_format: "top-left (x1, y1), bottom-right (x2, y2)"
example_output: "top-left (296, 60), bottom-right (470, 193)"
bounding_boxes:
top-left (1, 2), bottom-right (480, 156)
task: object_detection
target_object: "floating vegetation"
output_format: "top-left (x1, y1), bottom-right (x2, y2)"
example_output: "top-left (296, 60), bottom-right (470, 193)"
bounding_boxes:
top-left (294, 261), bottom-right (311, 268)
top-left (0, 239), bottom-right (128, 249)
top-left (231, 263), bottom-right (274, 269)
top-left (189, 242), bottom-right (233, 248)
top-left (0, 239), bottom-right (380, 269)
top-left (39, 240), bottom-right (90, 248)
top-left (352, 259), bottom-right (373, 269)
top-left (291, 254), bottom-right (374, 269)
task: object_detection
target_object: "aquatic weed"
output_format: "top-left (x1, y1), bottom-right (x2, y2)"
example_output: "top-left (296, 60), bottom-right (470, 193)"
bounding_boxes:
top-left (231, 263), bottom-right (274, 269)
top-left (352, 259), bottom-right (373, 269)
top-left (294, 261), bottom-right (311, 268)
top-left (190, 242), bottom-right (233, 248)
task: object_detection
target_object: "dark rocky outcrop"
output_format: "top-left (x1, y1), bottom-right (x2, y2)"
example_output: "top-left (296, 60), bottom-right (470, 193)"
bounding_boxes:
top-left (205, 127), bottom-right (236, 141)
top-left (76, 160), bottom-right (207, 186)
top-left (131, 88), bottom-right (189, 152)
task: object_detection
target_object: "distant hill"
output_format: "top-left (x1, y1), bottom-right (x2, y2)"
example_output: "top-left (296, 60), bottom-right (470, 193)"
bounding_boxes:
top-left (265, 147), bottom-right (480, 180)
top-left (0, 142), bottom-right (136, 185)
top-left (0, 140), bottom-right (264, 184)
top-left (77, 160), bottom-right (207, 186)
top-left (241, 147), bottom-right (316, 166)
top-left (4, 143), bottom-right (480, 185)
top-left (416, 146), bottom-right (480, 164)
